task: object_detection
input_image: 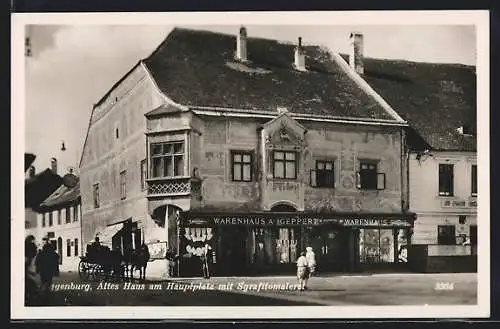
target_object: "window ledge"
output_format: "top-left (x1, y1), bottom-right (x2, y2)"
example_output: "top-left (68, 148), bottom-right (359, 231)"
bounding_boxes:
top-left (147, 176), bottom-right (191, 182)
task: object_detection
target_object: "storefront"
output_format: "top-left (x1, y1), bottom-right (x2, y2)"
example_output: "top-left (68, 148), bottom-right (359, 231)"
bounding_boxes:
top-left (177, 212), bottom-right (416, 277)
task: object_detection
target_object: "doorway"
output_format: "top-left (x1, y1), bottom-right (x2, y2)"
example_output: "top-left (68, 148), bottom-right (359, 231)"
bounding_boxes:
top-left (308, 227), bottom-right (347, 272)
top-left (218, 227), bottom-right (247, 275)
top-left (57, 237), bottom-right (63, 265)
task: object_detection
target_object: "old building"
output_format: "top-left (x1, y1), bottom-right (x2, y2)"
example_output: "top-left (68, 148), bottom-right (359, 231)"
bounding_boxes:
top-left (80, 27), bottom-right (416, 277)
top-left (25, 158), bottom-right (63, 238)
top-left (359, 56), bottom-right (477, 271)
top-left (35, 177), bottom-right (82, 272)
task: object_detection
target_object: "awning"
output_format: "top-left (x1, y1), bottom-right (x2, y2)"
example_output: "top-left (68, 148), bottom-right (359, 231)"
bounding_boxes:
top-left (97, 224), bottom-right (123, 246)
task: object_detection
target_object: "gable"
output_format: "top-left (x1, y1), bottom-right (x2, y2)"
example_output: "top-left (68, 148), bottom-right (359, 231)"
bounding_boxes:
top-left (80, 63), bottom-right (165, 168)
top-left (261, 113), bottom-right (307, 148)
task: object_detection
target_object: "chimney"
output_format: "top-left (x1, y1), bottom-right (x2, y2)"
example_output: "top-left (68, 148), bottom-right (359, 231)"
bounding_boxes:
top-left (50, 157), bottom-right (57, 175)
top-left (29, 165), bottom-right (35, 178)
top-left (349, 32), bottom-right (364, 75)
top-left (294, 37), bottom-right (306, 71)
top-left (236, 26), bottom-right (248, 62)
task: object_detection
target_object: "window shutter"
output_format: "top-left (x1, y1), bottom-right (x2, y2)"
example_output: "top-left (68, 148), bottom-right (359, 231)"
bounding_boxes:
top-left (377, 173), bottom-right (386, 190)
top-left (356, 172), bottom-right (361, 189)
top-left (310, 169), bottom-right (317, 187)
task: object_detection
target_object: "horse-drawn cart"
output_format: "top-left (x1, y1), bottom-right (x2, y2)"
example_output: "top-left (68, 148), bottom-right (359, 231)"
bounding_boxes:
top-left (78, 243), bottom-right (121, 281)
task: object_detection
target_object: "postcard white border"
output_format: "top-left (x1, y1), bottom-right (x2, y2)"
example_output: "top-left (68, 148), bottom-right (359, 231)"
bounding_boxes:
top-left (11, 10), bottom-right (490, 319)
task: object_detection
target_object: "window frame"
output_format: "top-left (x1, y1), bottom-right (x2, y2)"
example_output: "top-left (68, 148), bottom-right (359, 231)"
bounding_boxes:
top-left (150, 141), bottom-right (185, 179)
top-left (272, 150), bottom-right (298, 180)
top-left (93, 183), bottom-right (100, 209)
top-left (66, 238), bottom-right (71, 257)
top-left (140, 159), bottom-right (147, 190)
top-left (74, 238), bottom-right (79, 256)
top-left (311, 159), bottom-right (336, 188)
top-left (120, 170), bottom-right (127, 200)
top-left (471, 164), bottom-right (477, 197)
top-left (356, 160), bottom-right (385, 190)
top-left (438, 163), bottom-right (454, 197)
top-left (437, 225), bottom-right (456, 245)
top-left (65, 207), bottom-right (71, 223)
top-left (231, 150), bottom-right (254, 182)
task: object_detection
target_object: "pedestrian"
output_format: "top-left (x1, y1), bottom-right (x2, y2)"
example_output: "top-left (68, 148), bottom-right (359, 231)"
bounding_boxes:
top-left (25, 235), bottom-right (40, 305)
top-left (296, 251), bottom-right (308, 291)
top-left (201, 244), bottom-right (212, 279)
top-left (305, 246), bottom-right (316, 279)
top-left (35, 242), bottom-right (60, 294)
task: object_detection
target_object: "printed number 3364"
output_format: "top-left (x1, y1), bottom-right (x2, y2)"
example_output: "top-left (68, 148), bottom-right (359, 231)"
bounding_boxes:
top-left (435, 282), bottom-right (454, 290)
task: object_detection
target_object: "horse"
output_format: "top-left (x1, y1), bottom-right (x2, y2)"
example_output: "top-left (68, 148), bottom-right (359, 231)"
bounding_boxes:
top-left (125, 245), bottom-right (150, 282)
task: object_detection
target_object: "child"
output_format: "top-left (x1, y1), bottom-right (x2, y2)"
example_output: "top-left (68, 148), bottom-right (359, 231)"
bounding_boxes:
top-left (296, 252), bottom-right (308, 291)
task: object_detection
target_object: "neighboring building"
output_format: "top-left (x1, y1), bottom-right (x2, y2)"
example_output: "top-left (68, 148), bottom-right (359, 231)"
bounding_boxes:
top-left (36, 179), bottom-right (82, 272)
top-left (25, 158), bottom-right (63, 238)
top-left (358, 55), bottom-right (477, 267)
top-left (80, 27), bottom-right (417, 277)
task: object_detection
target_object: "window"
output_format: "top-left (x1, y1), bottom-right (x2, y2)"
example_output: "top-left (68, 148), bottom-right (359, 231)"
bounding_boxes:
top-left (48, 212), bottom-right (53, 226)
top-left (312, 160), bottom-right (335, 188)
top-left (120, 170), bottom-right (127, 200)
top-left (357, 161), bottom-right (385, 190)
top-left (93, 183), bottom-right (100, 208)
top-left (140, 159), bottom-right (147, 190)
top-left (74, 238), bottom-right (79, 256)
top-left (42, 213), bottom-right (46, 227)
top-left (73, 206), bottom-right (78, 222)
top-left (437, 225), bottom-right (456, 245)
top-left (151, 142), bottom-right (185, 178)
top-left (471, 165), bottom-right (477, 196)
top-left (439, 164), bottom-right (454, 196)
top-left (115, 127), bottom-right (119, 139)
top-left (231, 151), bottom-right (253, 182)
top-left (66, 239), bottom-right (71, 257)
top-left (273, 151), bottom-right (297, 179)
top-left (65, 207), bottom-right (71, 223)
top-left (470, 225), bottom-right (477, 245)
top-left (57, 210), bottom-right (61, 225)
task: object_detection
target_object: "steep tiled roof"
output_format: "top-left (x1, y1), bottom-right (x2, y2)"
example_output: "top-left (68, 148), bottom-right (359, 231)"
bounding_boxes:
top-left (39, 180), bottom-right (80, 209)
top-left (143, 28), bottom-right (397, 122)
top-left (340, 54), bottom-right (477, 152)
top-left (25, 169), bottom-right (63, 209)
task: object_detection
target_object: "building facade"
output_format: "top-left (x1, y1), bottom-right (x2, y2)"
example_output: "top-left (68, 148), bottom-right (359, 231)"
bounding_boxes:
top-left (80, 27), bottom-right (417, 277)
top-left (35, 180), bottom-right (82, 272)
top-left (359, 53), bottom-right (477, 269)
top-left (25, 158), bottom-right (63, 239)
top-left (409, 151), bottom-right (477, 254)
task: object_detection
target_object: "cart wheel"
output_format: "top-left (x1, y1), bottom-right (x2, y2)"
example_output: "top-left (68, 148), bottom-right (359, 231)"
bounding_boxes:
top-left (78, 260), bottom-right (85, 279)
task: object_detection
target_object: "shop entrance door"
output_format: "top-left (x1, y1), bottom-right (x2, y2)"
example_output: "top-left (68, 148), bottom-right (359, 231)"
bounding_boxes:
top-left (308, 227), bottom-right (346, 272)
top-left (219, 227), bottom-right (247, 276)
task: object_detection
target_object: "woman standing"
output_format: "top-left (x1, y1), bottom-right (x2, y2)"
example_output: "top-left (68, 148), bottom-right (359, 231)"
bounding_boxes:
top-left (296, 251), bottom-right (308, 291)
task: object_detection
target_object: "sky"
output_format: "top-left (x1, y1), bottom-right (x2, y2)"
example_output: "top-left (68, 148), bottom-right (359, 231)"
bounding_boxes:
top-left (24, 24), bottom-right (476, 175)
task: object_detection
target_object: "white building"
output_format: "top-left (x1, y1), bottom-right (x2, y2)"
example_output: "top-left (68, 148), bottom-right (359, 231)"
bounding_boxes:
top-left (35, 180), bottom-right (82, 273)
top-left (409, 150), bottom-right (477, 253)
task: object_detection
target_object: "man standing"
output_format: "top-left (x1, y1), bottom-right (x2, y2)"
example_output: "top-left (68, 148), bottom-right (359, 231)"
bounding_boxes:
top-left (201, 244), bottom-right (212, 279)
top-left (36, 242), bottom-right (60, 294)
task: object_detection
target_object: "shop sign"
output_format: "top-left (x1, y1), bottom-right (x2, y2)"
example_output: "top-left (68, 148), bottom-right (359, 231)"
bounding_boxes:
top-left (185, 216), bottom-right (411, 227)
